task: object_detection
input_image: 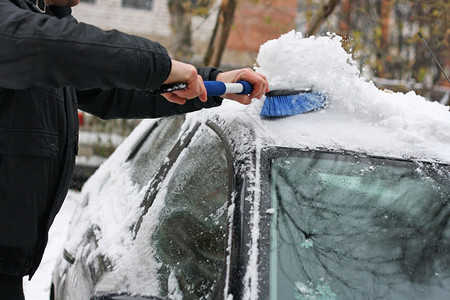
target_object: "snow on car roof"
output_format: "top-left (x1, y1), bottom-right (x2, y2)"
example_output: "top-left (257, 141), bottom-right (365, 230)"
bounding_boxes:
top-left (200, 31), bottom-right (450, 164)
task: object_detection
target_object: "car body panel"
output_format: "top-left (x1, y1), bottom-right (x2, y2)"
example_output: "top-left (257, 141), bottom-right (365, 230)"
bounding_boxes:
top-left (52, 99), bottom-right (450, 299)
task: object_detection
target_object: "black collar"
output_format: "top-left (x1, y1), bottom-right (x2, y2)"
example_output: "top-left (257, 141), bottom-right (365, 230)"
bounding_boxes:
top-left (48, 5), bottom-right (72, 18)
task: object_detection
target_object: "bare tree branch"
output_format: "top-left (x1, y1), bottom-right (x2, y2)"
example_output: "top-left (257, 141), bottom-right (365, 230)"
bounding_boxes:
top-left (203, 0), bottom-right (238, 68)
top-left (306, 0), bottom-right (340, 36)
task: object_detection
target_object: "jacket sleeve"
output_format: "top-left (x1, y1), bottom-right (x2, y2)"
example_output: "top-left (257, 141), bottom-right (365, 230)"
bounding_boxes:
top-left (0, 0), bottom-right (171, 91)
top-left (76, 67), bottom-right (224, 119)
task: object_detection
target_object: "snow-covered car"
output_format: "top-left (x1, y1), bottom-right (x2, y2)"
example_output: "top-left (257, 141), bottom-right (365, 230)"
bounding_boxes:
top-left (51, 32), bottom-right (450, 300)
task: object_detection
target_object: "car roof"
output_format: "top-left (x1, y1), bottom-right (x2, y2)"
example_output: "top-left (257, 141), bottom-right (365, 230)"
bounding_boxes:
top-left (183, 93), bottom-right (450, 164)
top-left (185, 31), bottom-right (450, 164)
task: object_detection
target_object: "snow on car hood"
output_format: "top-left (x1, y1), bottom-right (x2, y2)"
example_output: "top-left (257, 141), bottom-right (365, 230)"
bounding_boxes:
top-left (211, 30), bottom-right (450, 164)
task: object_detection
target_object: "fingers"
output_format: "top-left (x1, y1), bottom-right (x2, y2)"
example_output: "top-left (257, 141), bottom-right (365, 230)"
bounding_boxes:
top-left (163, 60), bottom-right (207, 103)
top-left (161, 92), bottom-right (186, 105)
top-left (162, 75), bottom-right (207, 104)
top-left (247, 71), bottom-right (269, 99)
top-left (184, 75), bottom-right (207, 102)
top-left (161, 62), bottom-right (269, 106)
top-left (216, 68), bottom-right (269, 104)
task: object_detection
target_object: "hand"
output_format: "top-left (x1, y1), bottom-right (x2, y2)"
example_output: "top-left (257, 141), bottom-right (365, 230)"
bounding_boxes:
top-left (162, 60), bottom-right (207, 104)
top-left (216, 68), bottom-right (269, 105)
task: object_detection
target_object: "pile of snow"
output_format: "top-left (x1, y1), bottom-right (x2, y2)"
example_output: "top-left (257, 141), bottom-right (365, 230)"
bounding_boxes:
top-left (23, 191), bottom-right (80, 299)
top-left (251, 30), bottom-right (450, 162)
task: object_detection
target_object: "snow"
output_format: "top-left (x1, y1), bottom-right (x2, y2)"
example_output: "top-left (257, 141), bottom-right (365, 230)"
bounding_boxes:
top-left (242, 141), bottom-right (262, 300)
top-left (78, 131), bottom-right (125, 147)
top-left (27, 31), bottom-right (450, 299)
top-left (252, 30), bottom-right (450, 163)
top-left (23, 190), bottom-right (79, 299)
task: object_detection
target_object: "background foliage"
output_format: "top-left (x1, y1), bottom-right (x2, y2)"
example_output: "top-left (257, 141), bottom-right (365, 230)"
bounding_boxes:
top-left (297, 0), bottom-right (449, 102)
top-left (167, 0), bottom-right (449, 102)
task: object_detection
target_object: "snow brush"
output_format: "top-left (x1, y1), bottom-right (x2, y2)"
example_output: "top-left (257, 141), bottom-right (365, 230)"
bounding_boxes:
top-left (147, 81), bottom-right (327, 117)
top-left (260, 89), bottom-right (327, 117)
top-left (146, 80), bottom-right (253, 97)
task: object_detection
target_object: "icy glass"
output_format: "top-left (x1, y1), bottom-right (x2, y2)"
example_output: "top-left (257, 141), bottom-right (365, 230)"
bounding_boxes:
top-left (269, 153), bottom-right (450, 300)
top-left (153, 126), bottom-right (228, 299)
top-left (129, 116), bottom-right (185, 187)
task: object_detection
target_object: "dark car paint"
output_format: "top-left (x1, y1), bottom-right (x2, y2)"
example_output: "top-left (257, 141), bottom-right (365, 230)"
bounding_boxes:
top-left (53, 115), bottom-right (450, 299)
top-left (52, 117), bottom-right (259, 299)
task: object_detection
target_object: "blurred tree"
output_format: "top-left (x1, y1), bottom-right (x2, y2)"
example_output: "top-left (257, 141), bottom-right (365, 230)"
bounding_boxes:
top-left (358, 0), bottom-right (448, 99)
top-left (168, 0), bottom-right (448, 102)
top-left (168, 0), bottom-right (216, 60)
top-left (306, 0), bottom-right (340, 36)
top-left (205, 0), bottom-right (298, 67)
top-left (339, 0), bottom-right (352, 40)
top-left (204, 0), bottom-right (238, 67)
top-left (299, 0), bottom-right (449, 101)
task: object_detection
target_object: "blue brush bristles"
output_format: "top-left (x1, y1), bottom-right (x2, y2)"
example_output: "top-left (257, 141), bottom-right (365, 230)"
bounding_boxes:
top-left (260, 90), bottom-right (327, 117)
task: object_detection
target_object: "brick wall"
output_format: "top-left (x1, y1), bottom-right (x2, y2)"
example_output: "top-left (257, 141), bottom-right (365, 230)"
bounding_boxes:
top-left (227, 0), bottom-right (298, 52)
top-left (72, 0), bottom-right (218, 44)
top-left (71, 0), bottom-right (297, 66)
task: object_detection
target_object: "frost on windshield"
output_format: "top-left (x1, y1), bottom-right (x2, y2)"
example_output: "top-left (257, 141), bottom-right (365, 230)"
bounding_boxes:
top-left (128, 116), bottom-right (185, 187)
top-left (294, 279), bottom-right (336, 300)
top-left (151, 126), bottom-right (229, 299)
top-left (269, 151), bottom-right (450, 299)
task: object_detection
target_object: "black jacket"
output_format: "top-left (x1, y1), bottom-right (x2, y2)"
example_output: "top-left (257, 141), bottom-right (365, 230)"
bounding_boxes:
top-left (0, 0), bottom-right (223, 278)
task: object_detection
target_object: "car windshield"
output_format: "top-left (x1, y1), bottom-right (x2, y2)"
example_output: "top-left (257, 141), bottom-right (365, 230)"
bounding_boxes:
top-left (268, 151), bottom-right (450, 299)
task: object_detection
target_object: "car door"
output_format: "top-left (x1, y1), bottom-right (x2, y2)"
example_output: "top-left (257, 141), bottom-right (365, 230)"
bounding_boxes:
top-left (54, 116), bottom-right (190, 299)
top-left (123, 123), bottom-right (232, 299)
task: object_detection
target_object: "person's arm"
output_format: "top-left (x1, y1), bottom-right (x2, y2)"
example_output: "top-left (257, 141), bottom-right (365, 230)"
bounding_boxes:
top-left (76, 67), bottom-right (224, 119)
top-left (76, 66), bottom-right (270, 119)
top-left (160, 65), bottom-right (269, 105)
top-left (76, 88), bottom-right (222, 119)
top-left (0, 0), bottom-right (170, 91)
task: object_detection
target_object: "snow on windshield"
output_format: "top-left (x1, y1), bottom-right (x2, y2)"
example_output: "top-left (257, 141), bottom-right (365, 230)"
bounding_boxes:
top-left (251, 30), bottom-right (450, 163)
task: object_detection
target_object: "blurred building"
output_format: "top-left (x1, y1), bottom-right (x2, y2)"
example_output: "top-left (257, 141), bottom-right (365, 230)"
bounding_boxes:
top-left (72, 0), bottom-right (298, 67)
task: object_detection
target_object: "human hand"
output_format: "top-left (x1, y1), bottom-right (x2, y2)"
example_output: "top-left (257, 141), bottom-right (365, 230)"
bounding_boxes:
top-left (216, 68), bottom-right (269, 105)
top-left (162, 60), bottom-right (207, 104)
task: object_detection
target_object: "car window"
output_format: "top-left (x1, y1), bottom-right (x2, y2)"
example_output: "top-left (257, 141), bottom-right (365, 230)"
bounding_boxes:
top-left (128, 115), bottom-right (185, 187)
top-left (268, 151), bottom-right (450, 299)
top-left (152, 125), bottom-right (229, 299)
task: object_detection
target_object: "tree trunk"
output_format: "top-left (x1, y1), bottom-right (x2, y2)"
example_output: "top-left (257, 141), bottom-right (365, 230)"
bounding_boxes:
top-left (306, 0), bottom-right (340, 36)
top-left (380, 0), bottom-right (391, 50)
top-left (374, 0), bottom-right (392, 77)
top-left (168, 0), bottom-right (193, 60)
top-left (203, 0), bottom-right (238, 68)
top-left (339, 0), bottom-right (352, 40)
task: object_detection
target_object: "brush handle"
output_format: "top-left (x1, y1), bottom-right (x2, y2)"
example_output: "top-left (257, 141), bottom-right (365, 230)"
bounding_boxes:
top-left (147, 81), bottom-right (253, 96)
top-left (204, 81), bottom-right (253, 96)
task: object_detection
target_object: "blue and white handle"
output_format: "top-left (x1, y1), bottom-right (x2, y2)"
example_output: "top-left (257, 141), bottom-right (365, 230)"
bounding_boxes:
top-left (147, 81), bottom-right (253, 96)
top-left (204, 80), bottom-right (253, 96)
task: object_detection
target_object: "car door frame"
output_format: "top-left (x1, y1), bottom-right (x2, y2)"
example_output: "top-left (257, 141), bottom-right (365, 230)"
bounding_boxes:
top-left (134, 118), bottom-right (243, 299)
